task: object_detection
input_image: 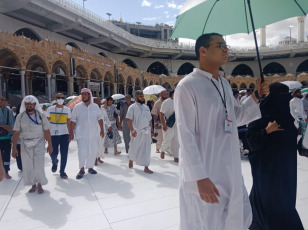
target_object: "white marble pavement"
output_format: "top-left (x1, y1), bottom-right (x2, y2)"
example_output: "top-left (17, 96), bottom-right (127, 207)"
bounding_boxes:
top-left (0, 136), bottom-right (307, 230)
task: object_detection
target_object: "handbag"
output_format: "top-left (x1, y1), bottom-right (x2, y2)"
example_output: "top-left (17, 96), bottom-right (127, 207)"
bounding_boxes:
top-left (0, 110), bottom-right (9, 137)
top-left (166, 112), bottom-right (176, 128)
top-left (297, 137), bottom-right (308, 158)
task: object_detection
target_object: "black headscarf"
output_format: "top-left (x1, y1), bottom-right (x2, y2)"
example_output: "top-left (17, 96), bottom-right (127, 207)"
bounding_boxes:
top-left (259, 82), bottom-right (294, 129)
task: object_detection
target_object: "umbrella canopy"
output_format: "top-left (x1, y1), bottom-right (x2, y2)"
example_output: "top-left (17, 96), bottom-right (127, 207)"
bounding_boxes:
top-left (301, 88), bottom-right (308, 93)
top-left (143, 85), bottom-right (166, 95)
top-left (281, 81), bottom-right (302, 91)
top-left (111, 94), bottom-right (125, 100)
top-left (66, 95), bottom-right (82, 109)
top-left (171, 0), bottom-right (307, 81)
top-left (40, 103), bottom-right (51, 109)
top-left (66, 95), bottom-right (77, 102)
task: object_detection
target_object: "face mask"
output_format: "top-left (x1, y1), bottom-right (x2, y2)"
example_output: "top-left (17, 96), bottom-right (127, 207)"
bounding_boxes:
top-left (57, 99), bottom-right (64, 105)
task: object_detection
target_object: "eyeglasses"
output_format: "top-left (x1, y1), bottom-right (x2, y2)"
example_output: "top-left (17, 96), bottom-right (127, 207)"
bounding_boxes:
top-left (213, 43), bottom-right (231, 50)
top-left (56, 97), bottom-right (65, 99)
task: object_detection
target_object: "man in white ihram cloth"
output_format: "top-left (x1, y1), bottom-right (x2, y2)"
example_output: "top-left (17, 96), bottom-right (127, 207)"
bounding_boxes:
top-left (70, 88), bottom-right (104, 179)
top-left (174, 33), bottom-right (269, 230)
top-left (11, 95), bottom-right (53, 194)
top-left (126, 90), bottom-right (154, 174)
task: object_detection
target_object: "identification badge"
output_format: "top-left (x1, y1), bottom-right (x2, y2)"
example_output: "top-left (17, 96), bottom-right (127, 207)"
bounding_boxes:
top-left (55, 130), bottom-right (59, 135)
top-left (224, 119), bottom-right (233, 133)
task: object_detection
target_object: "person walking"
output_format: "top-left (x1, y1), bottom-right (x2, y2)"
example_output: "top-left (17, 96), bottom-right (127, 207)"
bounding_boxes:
top-left (47, 93), bottom-right (71, 179)
top-left (70, 88), bottom-right (104, 179)
top-left (11, 95), bottom-right (52, 194)
top-left (0, 96), bottom-right (15, 179)
top-left (119, 94), bottom-right (132, 153)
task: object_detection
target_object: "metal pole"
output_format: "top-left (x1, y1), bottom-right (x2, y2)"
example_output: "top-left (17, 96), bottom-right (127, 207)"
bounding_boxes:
top-left (247, 0), bottom-right (264, 82)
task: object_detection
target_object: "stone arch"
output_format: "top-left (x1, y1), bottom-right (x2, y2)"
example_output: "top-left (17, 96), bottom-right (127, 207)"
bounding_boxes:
top-left (126, 76), bottom-right (134, 96)
top-left (239, 83), bottom-right (247, 89)
top-left (162, 82), bottom-right (172, 89)
top-left (90, 69), bottom-right (102, 97)
top-left (117, 74), bottom-right (125, 95)
top-left (135, 78), bottom-right (141, 90)
top-left (177, 62), bottom-right (195, 75)
top-left (98, 52), bottom-right (108, 58)
top-left (155, 82), bottom-right (159, 85)
top-left (14, 28), bottom-right (42, 41)
top-left (263, 62), bottom-right (286, 75)
top-left (296, 59), bottom-right (308, 73)
top-left (149, 80), bottom-right (153, 85)
top-left (231, 64), bottom-right (254, 76)
top-left (147, 62), bottom-right (169, 76)
top-left (52, 60), bottom-right (69, 95)
top-left (103, 71), bottom-right (114, 98)
top-left (26, 55), bottom-right (48, 96)
top-left (90, 68), bottom-right (102, 80)
top-left (231, 83), bottom-right (238, 89)
top-left (249, 83), bottom-right (256, 89)
top-left (144, 79), bottom-right (148, 88)
top-left (123, 58), bottom-right (138, 69)
top-left (0, 49), bottom-right (22, 95)
top-left (66, 42), bottom-right (81, 51)
top-left (74, 65), bottom-right (87, 94)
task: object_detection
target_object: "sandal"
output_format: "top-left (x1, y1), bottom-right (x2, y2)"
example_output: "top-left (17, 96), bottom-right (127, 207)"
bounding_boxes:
top-left (51, 159), bottom-right (59, 173)
top-left (60, 173), bottom-right (68, 179)
top-left (76, 170), bottom-right (85, 179)
top-left (88, 168), bottom-right (97, 174)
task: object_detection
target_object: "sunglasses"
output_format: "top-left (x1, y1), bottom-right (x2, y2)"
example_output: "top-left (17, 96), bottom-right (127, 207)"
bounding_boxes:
top-left (57, 97), bottom-right (65, 99)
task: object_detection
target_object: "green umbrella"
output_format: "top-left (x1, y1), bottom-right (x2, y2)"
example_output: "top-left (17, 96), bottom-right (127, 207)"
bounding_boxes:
top-left (171, 0), bottom-right (308, 81)
top-left (301, 88), bottom-right (308, 93)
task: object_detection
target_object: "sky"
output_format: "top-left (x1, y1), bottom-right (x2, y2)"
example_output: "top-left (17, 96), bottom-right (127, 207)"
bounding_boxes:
top-left (71, 0), bottom-right (308, 47)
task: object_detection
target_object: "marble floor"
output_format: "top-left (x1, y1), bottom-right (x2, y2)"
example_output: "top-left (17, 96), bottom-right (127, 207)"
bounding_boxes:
top-left (0, 138), bottom-right (307, 230)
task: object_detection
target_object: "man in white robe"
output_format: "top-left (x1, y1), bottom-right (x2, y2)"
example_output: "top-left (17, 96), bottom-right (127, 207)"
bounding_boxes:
top-left (93, 97), bottom-right (111, 165)
top-left (11, 95), bottom-right (52, 194)
top-left (70, 88), bottom-right (104, 179)
top-left (290, 88), bottom-right (307, 128)
top-left (174, 33), bottom-right (268, 230)
top-left (159, 90), bottom-right (179, 162)
top-left (126, 90), bottom-right (154, 174)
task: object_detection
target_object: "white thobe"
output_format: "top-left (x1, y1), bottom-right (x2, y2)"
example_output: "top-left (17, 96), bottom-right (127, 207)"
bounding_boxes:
top-left (160, 98), bottom-right (179, 158)
top-left (126, 103), bottom-right (152, 166)
top-left (240, 95), bottom-right (248, 104)
top-left (174, 68), bottom-right (261, 230)
top-left (71, 102), bottom-right (103, 169)
top-left (290, 97), bottom-right (306, 128)
top-left (97, 106), bottom-right (111, 157)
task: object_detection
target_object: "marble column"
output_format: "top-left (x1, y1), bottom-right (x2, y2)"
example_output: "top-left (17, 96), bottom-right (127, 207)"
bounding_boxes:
top-left (47, 74), bottom-right (52, 102)
top-left (68, 76), bottom-right (74, 95)
top-left (87, 79), bottom-right (90, 89)
top-left (260, 27), bottom-right (266, 47)
top-left (114, 83), bottom-right (117, 94)
top-left (124, 84), bottom-right (127, 95)
top-left (107, 85), bottom-right (111, 96)
top-left (100, 81), bottom-right (104, 98)
top-left (51, 74), bottom-right (56, 97)
top-left (20, 70), bottom-right (26, 98)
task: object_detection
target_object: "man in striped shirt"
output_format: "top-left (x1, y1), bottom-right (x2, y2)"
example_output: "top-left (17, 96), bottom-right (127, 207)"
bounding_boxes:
top-left (47, 93), bottom-right (71, 179)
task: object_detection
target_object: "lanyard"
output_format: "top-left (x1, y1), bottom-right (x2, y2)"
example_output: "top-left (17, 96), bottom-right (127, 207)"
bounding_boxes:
top-left (210, 77), bottom-right (228, 118)
top-left (26, 111), bottom-right (39, 124)
top-left (55, 107), bottom-right (64, 123)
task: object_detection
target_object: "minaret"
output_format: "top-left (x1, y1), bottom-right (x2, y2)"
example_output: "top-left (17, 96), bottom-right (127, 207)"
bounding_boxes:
top-left (260, 27), bottom-right (266, 47)
top-left (297, 16), bottom-right (306, 43)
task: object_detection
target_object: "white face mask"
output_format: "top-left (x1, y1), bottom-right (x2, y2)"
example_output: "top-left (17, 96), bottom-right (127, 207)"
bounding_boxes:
top-left (57, 99), bottom-right (64, 105)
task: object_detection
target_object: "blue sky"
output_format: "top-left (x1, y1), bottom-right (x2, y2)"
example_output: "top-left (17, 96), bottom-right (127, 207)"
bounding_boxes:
top-left (70, 0), bottom-right (307, 46)
top-left (70, 0), bottom-right (185, 26)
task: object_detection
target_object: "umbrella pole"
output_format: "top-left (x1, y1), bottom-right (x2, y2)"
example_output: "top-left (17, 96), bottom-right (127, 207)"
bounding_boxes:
top-left (247, 0), bottom-right (264, 83)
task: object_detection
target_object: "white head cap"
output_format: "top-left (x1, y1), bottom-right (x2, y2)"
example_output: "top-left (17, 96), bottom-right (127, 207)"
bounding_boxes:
top-left (20, 95), bottom-right (42, 114)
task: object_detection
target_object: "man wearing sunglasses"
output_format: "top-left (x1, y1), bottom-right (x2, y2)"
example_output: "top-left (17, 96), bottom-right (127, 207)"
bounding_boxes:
top-left (46, 93), bottom-right (71, 179)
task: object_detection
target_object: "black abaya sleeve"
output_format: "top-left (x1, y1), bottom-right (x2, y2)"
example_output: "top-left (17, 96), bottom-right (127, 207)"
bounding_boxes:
top-left (246, 118), bottom-right (269, 155)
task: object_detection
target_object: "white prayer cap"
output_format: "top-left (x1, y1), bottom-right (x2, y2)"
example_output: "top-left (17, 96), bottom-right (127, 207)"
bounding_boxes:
top-left (239, 90), bottom-right (246, 94)
top-left (101, 99), bottom-right (106, 103)
top-left (20, 95), bottom-right (42, 114)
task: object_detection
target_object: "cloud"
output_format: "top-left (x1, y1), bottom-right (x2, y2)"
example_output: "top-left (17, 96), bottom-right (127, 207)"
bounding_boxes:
top-left (141, 0), bottom-right (152, 7)
top-left (154, 5), bottom-right (164, 9)
top-left (143, 16), bottom-right (161, 21)
top-left (164, 11), bottom-right (169, 14)
top-left (167, 1), bottom-right (177, 9)
top-left (177, 4), bottom-right (183, 9)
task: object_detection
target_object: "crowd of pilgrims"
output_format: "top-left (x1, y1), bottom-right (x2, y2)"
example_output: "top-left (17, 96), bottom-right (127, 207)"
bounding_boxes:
top-left (0, 81), bottom-right (307, 229)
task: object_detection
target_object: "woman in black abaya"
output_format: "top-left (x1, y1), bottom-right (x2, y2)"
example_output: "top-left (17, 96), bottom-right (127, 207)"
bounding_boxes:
top-left (247, 82), bottom-right (304, 230)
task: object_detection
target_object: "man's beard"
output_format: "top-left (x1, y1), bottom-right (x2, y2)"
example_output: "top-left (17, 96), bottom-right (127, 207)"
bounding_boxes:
top-left (297, 95), bottom-right (303, 99)
top-left (137, 99), bottom-right (145, 104)
top-left (82, 98), bottom-right (90, 103)
top-left (162, 96), bottom-right (168, 100)
top-left (26, 108), bottom-right (34, 112)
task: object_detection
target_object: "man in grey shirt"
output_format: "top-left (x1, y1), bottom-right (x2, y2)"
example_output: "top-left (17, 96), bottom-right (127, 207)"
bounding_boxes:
top-left (119, 95), bottom-right (132, 153)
